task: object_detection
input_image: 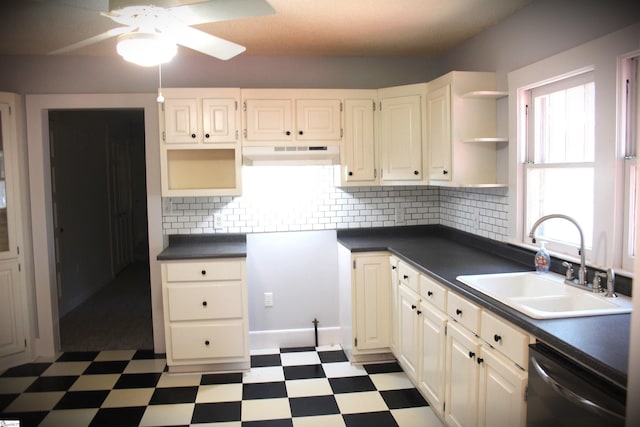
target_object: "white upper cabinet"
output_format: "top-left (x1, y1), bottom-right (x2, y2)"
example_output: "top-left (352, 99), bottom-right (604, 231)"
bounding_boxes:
top-left (378, 83), bottom-right (426, 183)
top-left (163, 89), bottom-right (239, 144)
top-left (427, 71), bottom-right (507, 187)
top-left (242, 90), bottom-right (342, 145)
top-left (339, 96), bottom-right (378, 186)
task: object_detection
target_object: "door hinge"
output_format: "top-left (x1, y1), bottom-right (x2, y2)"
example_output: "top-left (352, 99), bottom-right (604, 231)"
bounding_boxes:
top-left (9, 105), bottom-right (12, 115)
top-left (18, 264), bottom-right (21, 272)
top-left (353, 260), bottom-right (356, 269)
top-left (24, 339), bottom-right (27, 348)
top-left (17, 245), bottom-right (20, 255)
top-left (524, 385), bottom-right (528, 402)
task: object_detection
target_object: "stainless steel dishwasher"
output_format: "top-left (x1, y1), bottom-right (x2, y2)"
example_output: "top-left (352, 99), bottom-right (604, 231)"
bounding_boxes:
top-left (526, 343), bottom-right (626, 427)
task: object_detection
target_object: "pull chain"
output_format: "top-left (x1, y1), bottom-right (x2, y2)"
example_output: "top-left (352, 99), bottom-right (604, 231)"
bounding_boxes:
top-left (157, 63), bottom-right (165, 103)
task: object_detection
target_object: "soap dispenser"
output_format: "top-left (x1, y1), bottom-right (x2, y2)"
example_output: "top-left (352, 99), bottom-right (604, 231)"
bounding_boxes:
top-left (535, 242), bottom-right (550, 273)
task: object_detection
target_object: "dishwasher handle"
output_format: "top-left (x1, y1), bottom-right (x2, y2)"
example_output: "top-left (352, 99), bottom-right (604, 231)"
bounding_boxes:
top-left (531, 355), bottom-right (625, 421)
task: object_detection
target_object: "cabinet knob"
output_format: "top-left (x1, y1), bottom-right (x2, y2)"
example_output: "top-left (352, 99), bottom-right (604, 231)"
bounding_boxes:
top-left (414, 170), bottom-right (419, 175)
top-left (443, 170), bottom-right (449, 175)
top-left (191, 133), bottom-right (197, 139)
top-left (403, 275), bottom-right (409, 279)
top-left (411, 304), bottom-right (416, 310)
top-left (417, 310), bottom-right (422, 315)
top-left (285, 130), bottom-right (291, 136)
top-left (493, 334), bottom-right (502, 343)
top-left (202, 301), bottom-right (208, 307)
top-left (201, 270), bottom-right (207, 276)
top-left (456, 308), bottom-right (463, 316)
top-left (392, 265), bottom-right (397, 270)
top-left (205, 133), bottom-right (210, 139)
top-left (477, 357), bottom-right (484, 365)
top-left (205, 340), bottom-right (210, 346)
top-left (427, 291), bottom-right (433, 297)
top-left (299, 130), bottom-right (304, 135)
top-left (468, 351), bottom-right (475, 359)
top-left (348, 171), bottom-right (353, 176)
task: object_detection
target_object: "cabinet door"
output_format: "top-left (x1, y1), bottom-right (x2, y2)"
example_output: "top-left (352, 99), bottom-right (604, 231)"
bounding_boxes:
top-left (202, 98), bottom-right (238, 143)
top-left (342, 99), bottom-right (376, 183)
top-left (418, 301), bottom-right (447, 417)
top-left (389, 256), bottom-right (399, 356)
top-left (164, 98), bottom-right (200, 143)
top-left (0, 261), bottom-right (24, 358)
top-left (398, 285), bottom-right (420, 381)
top-left (244, 99), bottom-right (293, 142)
top-left (478, 347), bottom-right (527, 427)
top-left (354, 254), bottom-right (390, 351)
top-left (427, 84), bottom-right (452, 181)
top-left (445, 321), bottom-right (481, 427)
top-left (380, 95), bottom-right (422, 181)
top-left (296, 99), bottom-right (342, 141)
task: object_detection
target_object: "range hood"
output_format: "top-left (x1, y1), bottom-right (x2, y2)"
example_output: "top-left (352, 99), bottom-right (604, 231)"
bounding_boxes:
top-left (242, 145), bottom-right (340, 166)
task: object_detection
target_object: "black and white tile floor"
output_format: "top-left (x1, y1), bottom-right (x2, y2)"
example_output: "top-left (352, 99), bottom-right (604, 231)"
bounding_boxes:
top-left (0, 345), bottom-right (443, 427)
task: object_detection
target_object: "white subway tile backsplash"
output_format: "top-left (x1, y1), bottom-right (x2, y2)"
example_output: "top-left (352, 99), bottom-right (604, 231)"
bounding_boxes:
top-left (162, 165), bottom-right (509, 241)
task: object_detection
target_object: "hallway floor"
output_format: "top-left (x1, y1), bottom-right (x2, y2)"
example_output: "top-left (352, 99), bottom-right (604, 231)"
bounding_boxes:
top-left (0, 346), bottom-right (443, 427)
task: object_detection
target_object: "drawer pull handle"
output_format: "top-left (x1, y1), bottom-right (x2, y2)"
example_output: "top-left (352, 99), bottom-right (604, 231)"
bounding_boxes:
top-left (205, 340), bottom-right (210, 346)
top-left (456, 308), bottom-right (463, 316)
top-left (468, 351), bottom-right (475, 359)
top-left (427, 291), bottom-right (433, 297)
top-left (494, 334), bottom-right (502, 343)
top-left (202, 301), bottom-right (208, 307)
top-left (201, 270), bottom-right (207, 276)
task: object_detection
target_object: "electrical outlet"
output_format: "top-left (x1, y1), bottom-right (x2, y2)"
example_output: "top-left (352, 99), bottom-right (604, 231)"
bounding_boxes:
top-left (264, 292), bottom-right (273, 307)
top-left (213, 213), bottom-right (223, 229)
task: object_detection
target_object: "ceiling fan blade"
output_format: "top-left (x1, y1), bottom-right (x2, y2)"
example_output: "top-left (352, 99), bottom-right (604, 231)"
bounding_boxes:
top-left (172, 25), bottom-right (245, 60)
top-left (49, 26), bottom-right (133, 54)
top-left (169, 0), bottom-right (275, 26)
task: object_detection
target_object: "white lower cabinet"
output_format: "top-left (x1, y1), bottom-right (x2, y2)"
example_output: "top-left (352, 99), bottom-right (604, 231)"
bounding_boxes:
top-left (383, 256), bottom-right (530, 427)
top-left (161, 258), bottom-right (249, 372)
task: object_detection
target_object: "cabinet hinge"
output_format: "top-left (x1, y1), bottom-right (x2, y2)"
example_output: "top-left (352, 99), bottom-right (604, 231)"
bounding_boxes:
top-left (243, 129), bottom-right (248, 138)
top-left (235, 100), bottom-right (238, 111)
top-left (161, 103), bottom-right (165, 112)
top-left (372, 101), bottom-right (376, 112)
top-left (242, 101), bottom-right (247, 112)
top-left (24, 339), bottom-right (27, 348)
top-left (340, 128), bottom-right (343, 138)
top-left (340, 101), bottom-right (343, 112)
top-left (17, 246), bottom-right (20, 255)
top-left (379, 101), bottom-right (382, 111)
top-left (235, 130), bottom-right (239, 140)
top-left (374, 169), bottom-right (377, 178)
top-left (353, 260), bottom-right (356, 269)
top-left (354, 338), bottom-right (358, 347)
top-left (162, 131), bottom-right (166, 142)
top-left (9, 105), bottom-right (12, 115)
top-left (444, 325), bottom-right (447, 336)
top-left (18, 264), bottom-right (21, 272)
top-left (524, 385), bottom-right (528, 402)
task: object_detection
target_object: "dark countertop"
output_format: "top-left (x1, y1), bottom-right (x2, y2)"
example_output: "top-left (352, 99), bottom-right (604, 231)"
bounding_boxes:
top-left (157, 234), bottom-right (247, 260)
top-left (337, 225), bottom-right (631, 389)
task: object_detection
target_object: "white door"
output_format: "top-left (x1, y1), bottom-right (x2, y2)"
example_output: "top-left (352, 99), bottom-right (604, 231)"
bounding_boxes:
top-left (380, 95), bottom-right (423, 181)
top-left (428, 84), bottom-right (452, 181)
top-left (202, 98), bottom-right (238, 143)
top-left (445, 321), bottom-right (481, 427)
top-left (418, 301), bottom-right (448, 417)
top-left (295, 99), bottom-right (342, 141)
top-left (354, 254), bottom-right (390, 351)
top-left (244, 99), bottom-right (293, 142)
top-left (164, 98), bottom-right (200, 143)
top-left (343, 99), bottom-right (376, 183)
top-left (398, 285), bottom-right (420, 381)
top-left (478, 347), bottom-right (527, 427)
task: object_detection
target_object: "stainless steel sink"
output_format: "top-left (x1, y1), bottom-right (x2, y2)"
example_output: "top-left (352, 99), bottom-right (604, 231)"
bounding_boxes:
top-left (456, 271), bottom-right (632, 319)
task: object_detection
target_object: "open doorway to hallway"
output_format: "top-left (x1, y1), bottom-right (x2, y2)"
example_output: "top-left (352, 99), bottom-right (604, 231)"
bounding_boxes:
top-left (48, 109), bottom-right (152, 351)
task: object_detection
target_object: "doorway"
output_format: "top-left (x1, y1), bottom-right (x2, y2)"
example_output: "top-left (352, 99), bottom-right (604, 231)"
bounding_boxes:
top-left (48, 109), bottom-right (152, 351)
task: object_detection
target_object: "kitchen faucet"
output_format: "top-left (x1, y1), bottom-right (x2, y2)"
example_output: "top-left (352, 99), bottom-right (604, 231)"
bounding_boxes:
top-left (528, 214), bottom-right (588, 287)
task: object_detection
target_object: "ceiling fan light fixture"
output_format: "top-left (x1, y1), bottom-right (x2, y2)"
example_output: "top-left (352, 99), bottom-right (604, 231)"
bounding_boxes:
top-left (116, 32), bottom-right (177, 67)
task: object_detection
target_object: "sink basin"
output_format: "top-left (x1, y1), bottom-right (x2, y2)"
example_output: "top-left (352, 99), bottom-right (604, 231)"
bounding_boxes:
top-left (456, 271), bottom-right (632, 319)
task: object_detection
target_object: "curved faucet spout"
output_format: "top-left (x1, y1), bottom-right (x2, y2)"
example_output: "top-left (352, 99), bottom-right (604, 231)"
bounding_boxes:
top-left (528, 214), bottom-right (587, 286)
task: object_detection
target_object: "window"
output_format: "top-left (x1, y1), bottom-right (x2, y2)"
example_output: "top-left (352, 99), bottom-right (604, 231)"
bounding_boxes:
top-left (524, 71), bottom-right (595, 253)
top-left (622, 55), bottom-right (639, 271)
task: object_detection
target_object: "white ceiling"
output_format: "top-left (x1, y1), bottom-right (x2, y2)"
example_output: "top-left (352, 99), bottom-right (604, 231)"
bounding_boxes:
top-left (0, 0), bottom-right (533, 58)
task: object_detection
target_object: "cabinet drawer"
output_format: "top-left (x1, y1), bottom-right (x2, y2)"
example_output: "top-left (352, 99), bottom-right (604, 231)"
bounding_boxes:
top-left (164, 260), bottom-right (243, 282)
top-left (170, 321), bottom-right (246, 361)
top-left (446, 292), bottom-right (481, 334)
top-left (398, 261), bottom-right (420, 293)
top-left (480, 311), bottom-right (530, 368)
top-left (167, 283), bottom-right (243, 321)
top-left (419, 274), bottom-right (447, 312)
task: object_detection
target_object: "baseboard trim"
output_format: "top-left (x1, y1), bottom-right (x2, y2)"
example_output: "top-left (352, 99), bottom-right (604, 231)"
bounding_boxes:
top-left (250, 326), bottom-right (341, 350)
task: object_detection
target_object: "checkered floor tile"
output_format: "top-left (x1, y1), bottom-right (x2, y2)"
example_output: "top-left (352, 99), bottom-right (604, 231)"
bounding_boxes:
top-left (0, 346), bottom-right (443, 427)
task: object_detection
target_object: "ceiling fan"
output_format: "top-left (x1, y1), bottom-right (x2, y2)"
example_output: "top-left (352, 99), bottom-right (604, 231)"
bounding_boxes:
top-left (50, 0), bottom-right (275, 66)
